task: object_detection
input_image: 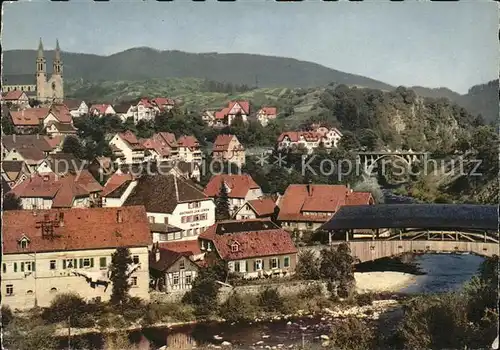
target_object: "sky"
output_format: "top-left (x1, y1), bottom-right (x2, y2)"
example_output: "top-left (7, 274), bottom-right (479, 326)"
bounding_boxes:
top-left (2, 0), bottom-right (498, 94)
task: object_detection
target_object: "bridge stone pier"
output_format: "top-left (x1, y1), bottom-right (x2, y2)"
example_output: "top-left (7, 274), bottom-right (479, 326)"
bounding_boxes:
top-left (333, 240), bottom-right (499, 263)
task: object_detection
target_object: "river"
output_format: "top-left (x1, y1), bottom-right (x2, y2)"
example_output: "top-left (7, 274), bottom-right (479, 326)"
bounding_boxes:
top-left (64, 191), bottom-right (486, 349)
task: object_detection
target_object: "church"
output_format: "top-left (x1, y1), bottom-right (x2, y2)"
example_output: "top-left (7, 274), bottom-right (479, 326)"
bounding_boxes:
top-left (2, 39), bottom-right (64, 103)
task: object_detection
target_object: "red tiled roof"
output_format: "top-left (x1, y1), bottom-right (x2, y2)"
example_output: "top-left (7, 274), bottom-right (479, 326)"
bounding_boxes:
top-left (204, 174), bottom-right (260, 199)
top-left (177, 136), bottom-right (199, 151)
top-left (138, 98), bottom-right (154, 109)
top-left (49, 104), bottom-right (73, 124)
top-left (10, 171), bottom-right (103, 208)
top-left (213, 134), bottom-right (243, 152)
top-left (278, 184), bottom-right (373, 222)
top-left (157, 240), bottom-right (202, 256)
top-left (215, 108), bottom-right (230, 120)
top-left (102, 173), bottom-right (134, 197)
top-left (346, 191), bottom-right (374, 205)
top-left (90, 104), bottom-right (112, 115)
top-left (3, 206), bottom-right (151, 254)
top-left (259, 107), bottom-right (277, 116)
top-left (157, 132), bottom-right (178, 148)
top-left (141, 133), bottom-right (173, 156)
top-left (151, 97), bottom-right (175, 107)
top-left (277, 131), bottom-right (321, 143)
top-left (8, 146), bottom-right (45, 162)
top-left (44, 135), bottom-right (63, 149)
top-left (118, 131), bottom-right (144, 150)
top-left (199, 220), bottom-right (297, 261)
top-left (63, 99), bottom-right (84, 110)
top-left (3, 90), bottom-right (26, 100)
top-left (246, 198), bottom-right (277, 217)
top-left (227, 101), bottom-right (250, 115)
top-left (10, 108), bottom-right (50, 126)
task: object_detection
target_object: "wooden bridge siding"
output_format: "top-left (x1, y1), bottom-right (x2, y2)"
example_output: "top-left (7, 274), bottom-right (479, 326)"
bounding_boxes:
top-left (343, 240), bottom-right (499, 263)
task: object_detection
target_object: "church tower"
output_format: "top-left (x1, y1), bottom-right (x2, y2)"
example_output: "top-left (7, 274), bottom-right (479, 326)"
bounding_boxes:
top-left (49, 39), bottom-right (64, 102)
top-left (36, 38), bottom-right (47, 101)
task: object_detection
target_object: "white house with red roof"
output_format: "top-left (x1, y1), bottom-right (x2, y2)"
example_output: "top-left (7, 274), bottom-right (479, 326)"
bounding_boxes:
top-left (177, 136), bottom-right (202, 164)
top-left (256, 107), bottom-right (277, 127)
top-left (2, 90), bottom-right (30, 108)
top-left (9, 171), bottom-right (103, 210)
top-left (141, 132), bottom-right (179, 162)
top-left (199, 219), bottom-right (298, 279)
top-left (90, 104), bottom-right (116, 117)
top-left (101, 173), bottom-right (138, 207)
top-left (233, 197), bottom-right (278, 221)
top-left (277, 131), bottom-right (325, 154)
top-left (212, 134), bottom-right (246, 167)
top-left (151, 97), bottom-right (175, 112)
top-left (63, 99), bottom-right (89, 117)
top-left (109, 131), bottom-right (146, 165)
top-left (136, 98), bottom-right (156, 121)
top-left (314, 126), bottom-right (343, 148)
top-left (214, 101), bottom-right (250, 126)
top-left (204, 174), bottom-right (263, 214)
top-left (277, 183), bottom-right (374, 232)
top-left (1, 206), bottom-right (151, 309)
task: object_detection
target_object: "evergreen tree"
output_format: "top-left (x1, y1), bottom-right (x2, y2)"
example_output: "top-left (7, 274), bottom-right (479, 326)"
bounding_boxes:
top-left (215, 180), bottom-right (230, 221)
top-left (109, 247), bottom-right (133, 305)
top-left (62, 135), bottom-right (84, 159)
top-left (1, 116), bottom-right (15, 135)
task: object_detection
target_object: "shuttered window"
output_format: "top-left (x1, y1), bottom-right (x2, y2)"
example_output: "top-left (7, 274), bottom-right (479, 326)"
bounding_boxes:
top-left (100, 257), bottom-right (107, 268)
top-left (14, 263), bottom-right (17, 272)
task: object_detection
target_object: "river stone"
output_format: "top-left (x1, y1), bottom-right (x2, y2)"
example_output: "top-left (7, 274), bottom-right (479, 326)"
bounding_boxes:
top-left (321, 341), bottom-right (330, 347)
top-left (262, 335), bottom-right (270, 339)
top-left (221, 341), bottom-right (232, 346)
top-left (214, 335), bottom-right (223, 340)
top-left (320, 335), bottom-right (329, 341)
top-left (255, 341), bottom-right (264, 345)
top-left (286, 321), bottom-right (292, 325)
top-left (272, 347), bottom-right (277, 350)
top-left (277, 344), bottom-right (284, 348)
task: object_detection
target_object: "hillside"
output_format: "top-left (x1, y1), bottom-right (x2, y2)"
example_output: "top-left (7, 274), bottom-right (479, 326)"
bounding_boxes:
top-left (2, 48), bottom-right (394, 90)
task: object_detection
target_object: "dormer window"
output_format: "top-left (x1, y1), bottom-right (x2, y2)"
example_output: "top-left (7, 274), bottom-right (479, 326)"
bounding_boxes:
top-left (19, 236), bottom-right (30, 249)
top-left (231, 242), bottom-right (239, 252)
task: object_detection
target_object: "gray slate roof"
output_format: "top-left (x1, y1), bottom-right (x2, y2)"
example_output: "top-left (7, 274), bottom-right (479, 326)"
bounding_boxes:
top-left (320, 204), bottom-right (499, 231)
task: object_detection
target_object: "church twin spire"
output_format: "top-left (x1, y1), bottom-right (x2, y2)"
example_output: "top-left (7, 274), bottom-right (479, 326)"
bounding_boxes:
top-left (36, 38), bottom-right (62, 76)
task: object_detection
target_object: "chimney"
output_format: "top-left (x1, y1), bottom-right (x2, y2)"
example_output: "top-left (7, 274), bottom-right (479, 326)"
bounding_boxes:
top-left (43, 175), bottom-right (50, 182)
top-left (59, 212), bottom-right (65, 226)
top-left (116, 210), bottom-right (123, 223)
top-left (306, 182), bottom-right (312, 196)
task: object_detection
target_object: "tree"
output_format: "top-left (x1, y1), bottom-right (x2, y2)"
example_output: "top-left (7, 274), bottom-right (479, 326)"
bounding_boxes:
top-left (319, 243), bottom-right (355, 297)
top-left (295, 249), bottom-right (321, 280)
top-left (109, 247), bottom-right (133, 305)
top-left (41, 292), bottom-right (93, 327)
top-left (3, 193), bottom-right (22, 210)
top-left (215, 180), bottom-right (231, 221)
top-left (62, 135), bottom-right (84, 158)
top-left (338, 131), bottom-right (360, 151)
top-left (1, 115), bottom-right (15, 135)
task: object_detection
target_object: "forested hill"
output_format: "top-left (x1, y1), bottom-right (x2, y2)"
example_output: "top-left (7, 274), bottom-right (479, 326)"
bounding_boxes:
top-left (3, 48), bottom-right (394, 90)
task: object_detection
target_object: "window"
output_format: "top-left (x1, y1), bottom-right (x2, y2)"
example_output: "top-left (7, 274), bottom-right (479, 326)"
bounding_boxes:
top-left (20, 239), bottom-right (28, 249)
top-left (27, 290), bottom-right (33, 295)
top-left (64, 259), bottom-right (76, 269)
top-left (148, 216), bottom-right (155, 224)
top-left (307, 222), bottom-right (313, 228)
top-left (21, 262), bottom-right (34, 272)
top-left (200, 214), bottom-right (207, 220)
top-left (231, 243), bottom-right (239, 252)
top-left (100, 257), bottom-right (107, 268)
top-left (49, 260), bottom-right (56, 270)
top-left (50, 287), bottom-right (57, 293)
top-left (2, 263), bottom-right (6, 273)
top-left (185, 275), bottom-right (192, 285)
top-left (284, 257), bottom-right (290, 268)
top-left (83, 258), bottom-right (91, 267)
top-left (173, 274), bottom-right (179, 285)
top-left (187, 229), bottom-right (192, 236)
top-left (271, 258), bottom-right (278, 269)
top-left (6, 285), bottom-right (13, 296)
top-left (255, 259), bottom-right (263, 271)
top-left (179, 260), bottom-right (185, 270)
top-left (14, 263), bottom-right (17, 273)
top-left (194, 228), bottom-right (199, 236)
top-left (130, 277), bottom-right (138, 286)
top-left (132, 255), bottom-right (140, 264)
top-left (234, 261), bottom-right (240, 272)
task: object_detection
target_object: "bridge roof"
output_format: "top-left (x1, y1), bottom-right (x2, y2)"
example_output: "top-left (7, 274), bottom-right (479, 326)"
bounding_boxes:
top-left (320, 204), bottom-right (499, 231)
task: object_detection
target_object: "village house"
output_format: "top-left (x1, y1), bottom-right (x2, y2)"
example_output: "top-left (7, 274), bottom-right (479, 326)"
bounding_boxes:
top-left (113, 102), bottom-right (135, 122)
top-left (2, 134), bottom-right (63, 160)
top-left (88, 156), bottom-right (114, 182)
top-left (41, 104), bottom-right (77, 137)
top-left (35, 153), bottom-right (86, 175)
top-left (109, 131), bottom-right (146, 165)
top-left (149, 243), bottom-right (200, 294)
top-left (314, 126), bottom-right (343, 148)
top-left (136, 98), bottom-right (156, 121)
top-left (124, 174), bottom-right (216, 242)
top-left (141, 133), bottom-right (177, 163)
top-left (256, 107), bottom-right (277, 127)
top-left (214, 101), bottom-right (250, 126)
top-left (199, 219), bottom-right (298, 279)
top-left (151, 97), bottom-right (175, 112)
top-left (9, 171), bottom-right (103, 210)
top-left (201, 110), bottom-right (216, 127)
top-left (8, 108), bottom-right (50, 134)
top-left (3, 146), bottom-right (47, 171)
top-left (2, 90), bottom-right (30, 108)
top-left (1, 206), bottom-right (151, 310)
top-left (1, 160), bottom-right (32, 189)
top-left (212, 134), bottom-right (246, 167)
top-left (177, 136), bottom-right (202, 164)
top-left (90, 104), bottom-right (116, 117)
top-left (277, 184), bottom-right (374, 233)
top-left (101, 173), bottom-right (138, 208)
top-left (233, 197), bottom-right (278, 221)
top-left (276, 131), bottom-right (323, 154)
top-left (204, 174), bottom-right (263, 214)
top-left (176, 161), bottom-right (201, 183)
top-left (63, 99), bottom-right (89, 118)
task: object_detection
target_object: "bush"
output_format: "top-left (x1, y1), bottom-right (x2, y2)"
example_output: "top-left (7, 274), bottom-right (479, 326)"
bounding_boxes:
top-left (219, 293), bottom-right (256, 322)
top-left (120, 297), bottom-right (146, 322)
top-left (144, 302), bottom-right (195, 324)
top-left (329, 317), bottom-right (375, 350)
top-left (42, 292), bottom-right (92, 327)
top-left (297, 283), bottom-right (324, 300)
top-left (295, 250), bottom-right (321, 280)
top-left (1, 305), bottom-right (14, 327)
top-left (4, 318), bottom-right (58, 350)
top-left (258, 288), bottom-right (284, 313)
